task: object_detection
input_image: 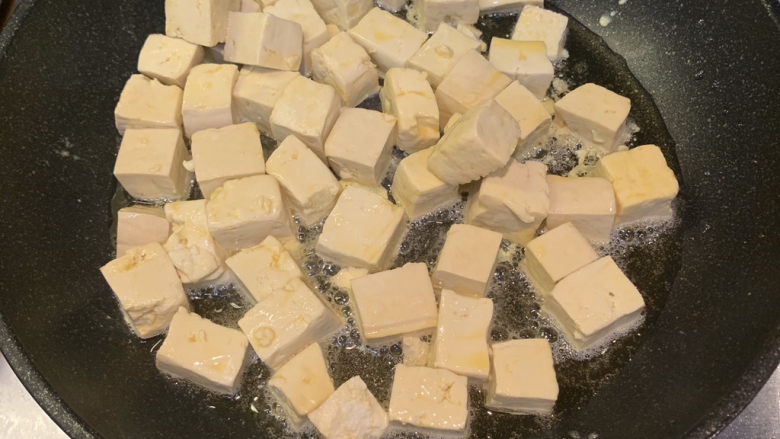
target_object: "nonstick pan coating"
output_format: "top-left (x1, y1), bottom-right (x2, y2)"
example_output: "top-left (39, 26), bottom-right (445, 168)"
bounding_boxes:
top-left (0, 1), bottom-right (778, 438)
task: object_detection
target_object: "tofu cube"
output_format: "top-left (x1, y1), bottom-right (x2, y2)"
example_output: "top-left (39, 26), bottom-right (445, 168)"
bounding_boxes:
top-left (348, 8), bottom-right (428, 72)
top-left (310, 0), bottom-right (373, 30)
top-left (402, 336), bottom-right (431, 366)
top-left (190, 122), bottom-right (266, 197)
top-left (406, 23), bottom-right (482, 88)
top-left (431, 290), bottom-right (492, 380)
top-left (116, 206), bottom-right (170, 256)
top-left (232, 67), bottom-right (300, 135)
top-left (224, 12), bottom-right (303, 71)
top-left (100, 242), bottom-right (189, 338)
top-left (388, 365), bottom-right (468, 431)
top-left (206, 175), bottom-right (291, 251)
top-left (270, 76), bottom-right (342, 160)
top-left (543, 256), bottom-right (645, 350)
top-left (428, 99), bottom-right (521, 185)
top-left (380, 68), bottom-right (440, 152)
top-left (391, 147), bottom-right (460, 219)
top-left (311, 32), bottom-right (380, 107)
top-left (264, 0), bottom-right (330, 75)
top-left (414, 0), bottom-right (479, 33)
top-left (182, 63), bottom-right (239, 138)
top-left (494, 81), bottom-right (552, 154)
top-left (156, 307), bottom-right (248, 394)
top-left (164, 200), bottom-right (227, 284)
top-left (226, 235), bottom-right (302, 302)
top-left (486, 339), bottom-right (558, 415)
top-left (510, 6), bottom-right (568, 60)
top-left (113, 128), bottom-right (189, 200)
top-left (268, 343), bottom-right (335, 416)
top-left (331, 266), bottom-right (369, 293)
top-left (546, 175), bottom-right (616, 243)
top-left (523, 222), bottom-right (599, 295)
top-left (350, 263), bottom-right (439, 341)
top-left (316, 185), bottom-right (405, 270)
top-left (164, 0), bottom-right (239, 47)
top-left (308, 376), bottom-right (389, 439)
top-left (592, 144), bottom-right (680, 225)
top-left (479, 0), bottom-right (541, 13)
top-left (241, 0), bottom-right (262, 11)
top-left (488, 38), bottom-right (553, 99)
top-left (465, 160), bottom-right (549, 244)
top-left (137, 34), bottom-right (204, 88)
top-left (324, 107), bottom-right (397, 185)
top-left (435, 50), bottom-right (512, 129)
top-left (266, 135), bottom-right (341, 225)
top-left (114, 74), bottom-right (183, 135)
top-left (554, 83), bottom-right (632, 151)
top-left (238, 278), bottom-right (339, 369)
top-left (432, 224), bottom-right (502, 297)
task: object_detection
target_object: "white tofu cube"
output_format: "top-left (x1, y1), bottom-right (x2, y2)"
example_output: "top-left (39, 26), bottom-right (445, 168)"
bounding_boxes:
top-left (226, 235), bottom-right (303, 302)
top-left (414, 0), bottom-right (478, 33)
top-left (114, 74), bottom-right (182, 135)
top-left (388, 365), bottom-right (468, 431)
top-left (182, 63), bottom-right (238, 138)
top-left (100, 242), bottom-right (189, 338)
top-left (266, 135), bottom-right (341, 225)
top-left (494, 81), bottom-right (552, 153)
top-left (232, 67), bottom-right (300, 135)
top-left (488, 38), bottom-right (553, 99)
top-left (165, 0), bottom-right (240, 47)
top-left (206, 175), bottom-right (291, 251)
top-left (554, 83), bottom-right (631, 151)
top-left (326, 23), bottom-right (340, 38)
top-left (224, 12), bottom-right (303, 71)
top-left (432, 224), bottom-right (502, 297)
top-left (510, 6), bottom-right (568, 60)
top-left (316, 186), bottom-right (405, 270)
top-left (137, 34), bottom-right (204, 88)
top-left (348, 8), bottom-right (428, 72)
top-left (113, 128), bottom-right (189, 200)
top-left (311, 32), bottom-right (380, 107)
top-left (331, 266), bottom-right (369, 292)
top-left (265, 0), bottom-right (330, 75)
top-left (479, 0), bottom-right (541, 13)
top-left (431, 290), bottom-right (492, 380)
top-left (163, 200), bottom-right (227, 284)
top-left (190, 122), bottom-right (266, 197)
top-left (156, 307), bottom-right (248, 394)
top-left (116, 206), bottom-right (170, 256)
top-left (465, 160), bottom-right (549, 244)
top-left (442, 112), bottom-right (462, 132)
top-left (592, 144), bottom-right (679, 225)
top-left (241, 0), bottom-right (262, 11)
top-left (391, 147), bottom-right (460, 219)
top-left (310, 0), bottom-right (373, 30)
top-left (435, 50), bottom-right (512, 129)
top-left (238, 278), bottom-right (339, 368)
top-left (523, 222), bottom-right (598, 295)
top-left (324, 108), bottom-right (397, 185)
top-left (406, 23), bottom-right (482, 88)
top-left (544, 256), bottom-right (645, 350)
top-left (486, 339), bottom-right (558, 415)
top-left (546, 175), bottom-right (616, 243)
top-left (402, 336), bottom-right (431, 366)
top-left (268, 343), bottom-right (335, 416)
top-left (428, 99), bottom-right (521, 185)
top-left (350, 263), bottom-right (439, 341)
top-left (380, 68), bottom-right (440, 152)
top-left (270, 76), bottom-right (342, 160)
top-left (308, 376), bottom-right (389, 439)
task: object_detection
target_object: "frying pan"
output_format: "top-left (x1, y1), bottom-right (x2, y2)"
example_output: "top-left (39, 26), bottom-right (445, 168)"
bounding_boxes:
top-left (0, 0), bottom-right (778, 438)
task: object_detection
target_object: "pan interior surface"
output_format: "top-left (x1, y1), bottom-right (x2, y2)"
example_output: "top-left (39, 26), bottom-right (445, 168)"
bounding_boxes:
top-left (0, 1), bottom-right (777, 439)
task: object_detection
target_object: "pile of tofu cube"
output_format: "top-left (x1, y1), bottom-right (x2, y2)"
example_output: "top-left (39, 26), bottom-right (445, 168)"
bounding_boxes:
top-left (101, 0), bottom-right (680, 436)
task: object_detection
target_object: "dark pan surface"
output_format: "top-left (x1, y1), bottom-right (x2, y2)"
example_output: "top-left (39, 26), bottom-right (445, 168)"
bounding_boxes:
top-left (0, 1), bottom-right (778, 438)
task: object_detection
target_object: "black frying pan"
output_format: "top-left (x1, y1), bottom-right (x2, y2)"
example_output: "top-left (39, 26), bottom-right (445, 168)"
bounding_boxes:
top-left (0, 1), bottom-right (778, 438)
